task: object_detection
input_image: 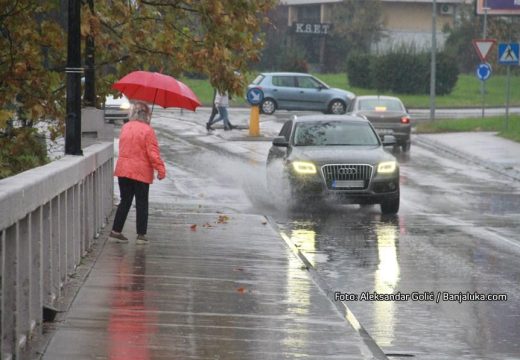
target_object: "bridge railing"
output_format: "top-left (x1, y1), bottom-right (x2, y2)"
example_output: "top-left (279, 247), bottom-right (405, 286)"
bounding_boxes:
top-left (0, 142), bottom-right (114, 360)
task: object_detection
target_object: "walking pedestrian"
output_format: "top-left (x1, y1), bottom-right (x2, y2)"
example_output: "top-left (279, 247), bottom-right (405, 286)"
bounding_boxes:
top-left (110, 101), bottom-right (166, 244)
top-left (207, 90), bottom-right (236, 131)
top-left (206, 88), bottom-right (219, 131)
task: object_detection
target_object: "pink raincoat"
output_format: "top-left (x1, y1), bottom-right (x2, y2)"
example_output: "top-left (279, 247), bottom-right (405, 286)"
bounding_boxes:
top-left (114, 121), bottom-right (166, 184)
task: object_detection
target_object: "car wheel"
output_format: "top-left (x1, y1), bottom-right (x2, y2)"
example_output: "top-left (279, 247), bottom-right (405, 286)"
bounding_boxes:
top-left (380, 195), bottom-right (400, 214)
top-left (401, 142), bottom-right (411, 152)
top-left (261, 98), bottom-right (276, 115)
top-left (328, 100), bottom-right (346, 114)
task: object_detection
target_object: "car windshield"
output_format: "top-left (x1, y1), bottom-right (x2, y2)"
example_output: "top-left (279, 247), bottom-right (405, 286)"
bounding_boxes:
top-left (358, 98), bottom-right (404, 111)
top-left (293, 121), bottom-right (379, 146)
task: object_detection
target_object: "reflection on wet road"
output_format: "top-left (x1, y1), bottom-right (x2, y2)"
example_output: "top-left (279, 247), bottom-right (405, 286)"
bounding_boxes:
top-left (109, 247), bottom-right (155, 360)
top-left (154, 119), bottom-right (520, 360)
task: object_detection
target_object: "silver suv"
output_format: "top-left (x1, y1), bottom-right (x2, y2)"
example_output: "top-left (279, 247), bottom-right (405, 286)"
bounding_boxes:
top-left (247, 72), bottom-right (355, 115)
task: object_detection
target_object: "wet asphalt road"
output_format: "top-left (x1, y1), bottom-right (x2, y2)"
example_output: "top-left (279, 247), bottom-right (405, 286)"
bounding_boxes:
top-left (148, 111), bottom-right (520, 360)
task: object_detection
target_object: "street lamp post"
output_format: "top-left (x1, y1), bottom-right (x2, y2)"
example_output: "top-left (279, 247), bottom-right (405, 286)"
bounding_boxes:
top-left (429, 0), bottom-right (437, 121)
top-left (65, 0), bottom-right (83, 155)
top-left (84, 0), bottom-right (96, 107)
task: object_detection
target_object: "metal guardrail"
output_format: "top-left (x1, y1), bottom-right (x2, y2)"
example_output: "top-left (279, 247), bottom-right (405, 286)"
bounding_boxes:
top-left (0, 142), bottom-right (114, 360)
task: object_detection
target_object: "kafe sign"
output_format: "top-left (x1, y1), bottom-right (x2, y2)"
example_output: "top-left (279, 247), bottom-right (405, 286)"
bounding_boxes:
top-left (293, 23), bottom-right (331, 35)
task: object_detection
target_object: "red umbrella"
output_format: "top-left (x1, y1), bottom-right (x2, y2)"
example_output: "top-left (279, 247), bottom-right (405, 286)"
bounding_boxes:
top-left (112, 71), bottom-right (201, 111)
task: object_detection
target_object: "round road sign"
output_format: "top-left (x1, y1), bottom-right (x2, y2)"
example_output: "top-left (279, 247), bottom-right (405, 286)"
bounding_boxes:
top-left (476, 63), bottom-right (492, 81)
top-left (246, 88), bottom-right (264, 105)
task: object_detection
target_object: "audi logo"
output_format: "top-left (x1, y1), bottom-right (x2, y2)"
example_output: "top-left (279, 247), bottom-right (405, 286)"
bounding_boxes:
top-left (338, 167), bottom-right (357, 175)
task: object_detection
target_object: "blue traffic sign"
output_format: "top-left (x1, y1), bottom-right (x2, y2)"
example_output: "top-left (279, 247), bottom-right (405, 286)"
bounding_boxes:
top-left (498, 43), bottom-right (519, 65)
top-left (246, 88), bottom-right (264, 105)
top-left (476, 63), bottom-right (492, 81)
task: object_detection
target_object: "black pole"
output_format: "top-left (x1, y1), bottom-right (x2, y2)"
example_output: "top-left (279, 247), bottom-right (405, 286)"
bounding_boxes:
top-left (84, 0), bottom-right (96, 107)
top-left (65, 0), bottom-right (83, 155)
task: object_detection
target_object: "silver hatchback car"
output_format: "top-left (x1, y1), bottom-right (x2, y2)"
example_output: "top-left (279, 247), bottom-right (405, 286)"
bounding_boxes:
top-left (248, 72), bottom-right (355, 115)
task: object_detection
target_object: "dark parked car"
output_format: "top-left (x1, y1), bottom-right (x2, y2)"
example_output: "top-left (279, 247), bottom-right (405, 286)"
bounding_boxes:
top-left (266, 115), bottom-right (400, 214)
top-left (248, 72), bottom-right (355, 115)
top-left (348, 95), bottom-right (411, 152)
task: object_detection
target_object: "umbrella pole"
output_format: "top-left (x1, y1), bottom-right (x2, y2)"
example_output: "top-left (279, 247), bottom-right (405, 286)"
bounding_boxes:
top-left (151, 88), bottom-right (158, 114)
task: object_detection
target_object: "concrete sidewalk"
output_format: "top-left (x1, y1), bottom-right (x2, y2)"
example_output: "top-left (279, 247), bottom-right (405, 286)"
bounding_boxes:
top-left (41, 209), bottom-right (385, 359)
top-left (414, 132), bottom-right (520, 182)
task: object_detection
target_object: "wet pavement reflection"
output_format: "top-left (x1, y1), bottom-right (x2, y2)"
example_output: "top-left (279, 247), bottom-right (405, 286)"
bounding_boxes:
top-left (108, 247), bottom-right (154, 360)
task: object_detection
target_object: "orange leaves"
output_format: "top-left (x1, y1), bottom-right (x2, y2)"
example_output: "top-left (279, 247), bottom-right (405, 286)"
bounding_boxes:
top-left (189, 214), bottom-right (230, 232)
top-left (217, 215), bottom-right (230, 224)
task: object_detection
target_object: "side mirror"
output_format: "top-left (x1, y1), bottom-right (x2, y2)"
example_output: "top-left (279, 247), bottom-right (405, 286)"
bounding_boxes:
top-left (272, 136), bottom-right (289, 147)
top-left (382, 135), bottom-right (397, 146)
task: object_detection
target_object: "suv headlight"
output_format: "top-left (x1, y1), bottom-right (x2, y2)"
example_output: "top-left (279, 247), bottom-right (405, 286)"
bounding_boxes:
top-left (292, 161), bottom-right (317, 174)
top-left (377, 161), bottom-right (397, 174)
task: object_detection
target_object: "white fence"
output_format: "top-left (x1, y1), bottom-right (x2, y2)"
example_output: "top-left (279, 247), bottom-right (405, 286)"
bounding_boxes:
top-left (0, 142), bottom-right (114, 360)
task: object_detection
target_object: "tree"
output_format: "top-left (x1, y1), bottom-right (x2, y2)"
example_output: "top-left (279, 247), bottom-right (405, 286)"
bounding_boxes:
top-left (90, 0), bottom-right (276, 98)
top-left (0, 0), bottom-right (275, 178)
top-left (444, 4), bottom-right (520, 74)
top-left (323, 0), bottom-right (384, 72)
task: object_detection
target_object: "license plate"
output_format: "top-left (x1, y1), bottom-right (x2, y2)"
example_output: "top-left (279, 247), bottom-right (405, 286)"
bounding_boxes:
top-left (332, 180), bottom-right (364, 188)
top-left (377, 129), bottom-right (394, 135)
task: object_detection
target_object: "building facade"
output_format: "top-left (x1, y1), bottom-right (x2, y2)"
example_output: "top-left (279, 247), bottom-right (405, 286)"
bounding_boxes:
top-left (280, 0), bottom-right (472, 64)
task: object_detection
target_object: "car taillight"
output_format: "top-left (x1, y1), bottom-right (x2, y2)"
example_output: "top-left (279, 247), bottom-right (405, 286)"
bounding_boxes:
top-left (400, 116), bottom-right (410, 124)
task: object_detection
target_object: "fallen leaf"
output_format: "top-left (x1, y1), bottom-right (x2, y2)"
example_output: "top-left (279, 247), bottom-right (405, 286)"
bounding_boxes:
top-left (261, 220), bottom-right (267, 225)
top-left (190, 224), bottom-right (197, 231)
top-left (236, 287), bottom-right (247, 294)
top-left (202, 222), bottom-right (213, 228)
top-left (217, 215), bottom-right (230, 224)
top-left (233, 267), bottom-right (244, 272)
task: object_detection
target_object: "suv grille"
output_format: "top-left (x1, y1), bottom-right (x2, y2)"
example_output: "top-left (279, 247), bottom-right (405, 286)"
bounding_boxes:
top-left (321, 164), bottom-right (372, 190)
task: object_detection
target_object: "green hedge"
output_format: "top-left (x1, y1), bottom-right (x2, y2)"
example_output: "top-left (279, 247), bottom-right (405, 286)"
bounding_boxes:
top-left (346, 50), bottom-right (459, 95)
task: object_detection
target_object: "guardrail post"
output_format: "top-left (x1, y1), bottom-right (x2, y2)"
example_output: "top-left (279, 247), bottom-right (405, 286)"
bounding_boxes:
top-left (60, 192), bottom-right (67, 287)
top-left (17, 216), bottom-right (30, 353)
top-left (2, 225), bottom-right (17, 360)
top-left (30, 208), bottom-right (43, 338)
top-left (50, 197), bottom-right (60, 302)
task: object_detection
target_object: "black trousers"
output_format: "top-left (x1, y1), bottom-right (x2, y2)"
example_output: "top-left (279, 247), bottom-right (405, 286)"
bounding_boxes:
top-left (112, 177), bottom-right (149, 235)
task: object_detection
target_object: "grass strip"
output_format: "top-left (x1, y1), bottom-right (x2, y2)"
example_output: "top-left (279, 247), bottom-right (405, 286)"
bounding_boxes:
top-left (415, 115), bottom-right (520, 143)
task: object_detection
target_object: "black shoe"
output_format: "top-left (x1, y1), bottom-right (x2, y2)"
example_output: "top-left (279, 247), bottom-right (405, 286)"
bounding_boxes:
top-left (224, 127), bottom-right (231, 131)
top-left (206, 123), bottom-right (214, 131)
top-left (229, 125), bottom-right (237, 130)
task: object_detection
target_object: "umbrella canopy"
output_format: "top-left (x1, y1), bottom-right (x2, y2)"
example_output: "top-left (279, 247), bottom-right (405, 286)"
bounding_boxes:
top-left (112, 71), bottom-right (201, 111)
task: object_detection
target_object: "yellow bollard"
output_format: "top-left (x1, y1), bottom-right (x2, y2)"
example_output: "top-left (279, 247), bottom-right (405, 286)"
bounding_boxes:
top-left (249, 105), bottom-right (260, 137)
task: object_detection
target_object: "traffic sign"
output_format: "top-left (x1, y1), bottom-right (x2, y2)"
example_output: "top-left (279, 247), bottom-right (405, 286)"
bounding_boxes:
top-left (498, 43), bottom-right (519, 65)
top-left (246, 88), bottom-right (264, 105)
top-left (472, 39), bottom-right (496, 62)
top-left (476, 63), bottom-right (492, 81)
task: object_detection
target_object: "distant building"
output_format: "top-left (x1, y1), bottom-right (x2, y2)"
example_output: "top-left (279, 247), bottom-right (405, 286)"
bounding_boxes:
top-left (280, 0), bottom-right (472, 57)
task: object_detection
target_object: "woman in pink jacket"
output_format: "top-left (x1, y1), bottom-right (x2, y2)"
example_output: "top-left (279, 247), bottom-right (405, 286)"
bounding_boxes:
top-left (110, 101), bottom-right (166, 244)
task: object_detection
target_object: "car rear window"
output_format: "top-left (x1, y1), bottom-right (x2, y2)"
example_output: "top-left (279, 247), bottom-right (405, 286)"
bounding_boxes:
top-left (251, 75), bottom-right (265, 85)
top-left (293, 121), bottom-right (379, 146)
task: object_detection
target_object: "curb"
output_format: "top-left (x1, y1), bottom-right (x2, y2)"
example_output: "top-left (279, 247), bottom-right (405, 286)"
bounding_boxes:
top-left (414, 134), bottom-right (520, 182)
top-left (265, 216), bottom-right (389, 360)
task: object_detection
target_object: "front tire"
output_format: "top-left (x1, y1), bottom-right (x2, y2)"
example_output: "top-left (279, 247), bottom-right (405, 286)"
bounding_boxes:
top-left (328, 99), bottom-right (346, 114)
top-left (261, 98), bottom-right (277, 115)
top-left (380, 195), bottom-right (400, 214)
